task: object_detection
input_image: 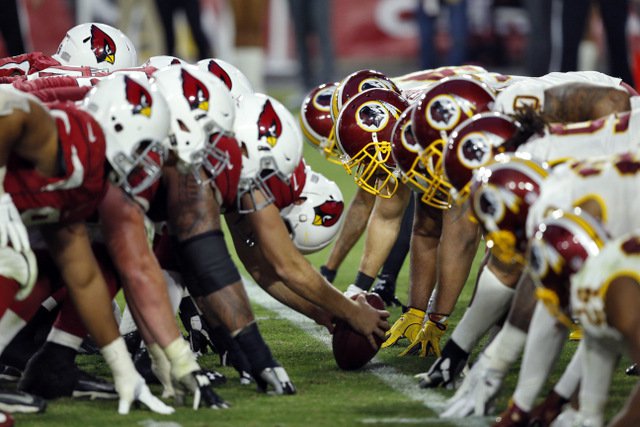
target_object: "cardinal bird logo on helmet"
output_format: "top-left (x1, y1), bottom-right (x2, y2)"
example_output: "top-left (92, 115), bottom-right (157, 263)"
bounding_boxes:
top-left (257, 100), bottom-right (282, 147)
top-left (313, 200), bottom-right (344, 227)
top-left (86, 24), bottom-right (116, 65)
top-left (181, 69), bottom-right (210, 112)
top-left (206, 60), bottom-right (233, 91)
top-left (124, 75), bottom-right (152, 118)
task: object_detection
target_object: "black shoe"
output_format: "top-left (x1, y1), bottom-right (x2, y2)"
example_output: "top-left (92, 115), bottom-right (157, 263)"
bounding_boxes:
top-left (626, 363), bottom-right (639, 376)
top-left (0, 365), bottom-right (21, 383)
top-left (133, 347), bottom-right (159, 384)
top-left (123, 331), bottom-right (142, 356)
top-left (18, 343), bottom-right (117, 400)
top-left (0, 389), bottom-right (46, 413)
top-left (78, 337), bottom-right (100, 355)
top-left (371, 280), bottom-right (407, 311)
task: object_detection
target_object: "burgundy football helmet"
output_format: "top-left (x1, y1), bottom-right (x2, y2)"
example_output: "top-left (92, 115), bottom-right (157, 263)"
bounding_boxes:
top-left (331, 69), bottom-right (401, 122)
top-left (299, 82), bottom-right (341, 164)
top-left (391, 104), bottom-right (451, 208)
top-left (410, 76), bottom-right (496, 206)
top-left (528, 209), bottom-right (608, 328)
top-left (443, 111), bottom-right (521, 204)
top-left (335, 88), bottom-right (410, 198)
top-left (469, 154), bottom-right (549, 266)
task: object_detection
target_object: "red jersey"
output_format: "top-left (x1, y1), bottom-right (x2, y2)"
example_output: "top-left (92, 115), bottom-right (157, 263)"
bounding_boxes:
top-left (0, 52), bottom-right (61, 77)
top-left (5, 102), bottom-right (110, 226)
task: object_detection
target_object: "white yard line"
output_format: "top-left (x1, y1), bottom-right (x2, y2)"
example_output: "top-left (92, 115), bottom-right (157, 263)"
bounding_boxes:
top-left (243, 278), bottom-right (491, 427)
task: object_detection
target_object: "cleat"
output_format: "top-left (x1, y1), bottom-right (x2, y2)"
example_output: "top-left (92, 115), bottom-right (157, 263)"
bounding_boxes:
top-left (0, 366), bottom-right (21, 383)
top-left (18, 342), bottom-right (117, 400)
top-left (371, 279), bottom-right (407, 311)
top-left (568, 328), bottom-right (582, 341)
top-left (255, 366), bottom-right (296, 395)
top-left (626, 363), bottom-right (639, 376)
top-left (0, 389), bottom-right (46, 413)
top-left (239, 371), bottom-right (253, 385)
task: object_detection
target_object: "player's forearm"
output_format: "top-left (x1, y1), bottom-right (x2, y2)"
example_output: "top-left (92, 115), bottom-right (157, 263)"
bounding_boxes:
top-left (325, 188), bottom-right (374, 270)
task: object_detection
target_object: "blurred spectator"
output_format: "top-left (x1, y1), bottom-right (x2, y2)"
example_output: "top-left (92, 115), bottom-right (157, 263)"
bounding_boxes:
top-left (287, 0), bottom-right (335, 90)
top-left (416, 0), bottom-right (468, 69)
top-left (154, 0), bottom-right (212, 60)
top-left (0, 0), bottom-right (26, 55)
top-left (118, 0), bottom-right (163, 61)
top-left (228, 0), bottom-right (267, 92)
top-left (524, 0), bottom-right (553, 76)
top-left (561, 0), bottom-right (634, 87)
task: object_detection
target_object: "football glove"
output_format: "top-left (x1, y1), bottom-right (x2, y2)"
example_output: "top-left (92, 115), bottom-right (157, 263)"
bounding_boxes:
top-left (493, 401), bottom-right (530, 427)
top-left (147, 343), bottom-right (175, 399)
top-left (255, 366), bottom-right (296, 395)
top-left (398, 318), bottom-right (447, 357)
top-left (100, 337), bottom-right (174, 415)
top-left (381, 307), bottom-right (425, 348)
top-left (0, 193), bottom-right (30, 253)
top-left (550, 408), bottom-right (603, 427)
top-left (528, 390), bottom-right (568, 426)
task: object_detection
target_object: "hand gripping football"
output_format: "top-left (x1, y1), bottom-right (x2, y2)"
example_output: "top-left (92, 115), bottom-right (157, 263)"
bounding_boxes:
top-left (332, 292), bottom-right (385, 370)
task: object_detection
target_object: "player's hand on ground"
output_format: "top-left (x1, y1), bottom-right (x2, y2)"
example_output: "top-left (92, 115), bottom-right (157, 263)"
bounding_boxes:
top-left (255, 366), bottom-right (296, 395)
top-left (492, 401), bottom-right (530, 427)
top-left (116, 372), bottom-right (175, 415)
top-left (528, 390), bottom-right (568, 426)
top-left (174, 370), bottom-right (229, 409)
top-left (381, 308), bottom-right (425, 348)
top-left (399, 318), bottom-right (447, 357)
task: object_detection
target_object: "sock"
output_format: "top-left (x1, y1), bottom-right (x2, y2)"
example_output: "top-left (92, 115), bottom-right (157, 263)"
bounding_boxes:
top-left (0, 310), bottom-right (26, 355)
top-left (512, 303), bottom-right (568, 411)
top-left (47, 327), bottom-right (83, 351)
top-left (553, 340), bottom-right (584, 399)
top-left (118, 303), bottom-right (137, 336)
top-left (484, 322), bottom-right (527, 373)
top-left (233, 322), bottom-right (276, 373)
top-left (320, 266), bottom-right (337, 283)
top-left (451, 266), bottom-right (515, 353)
top-left (210, 325), bottom-right (251, 373)
top-left (354, 272), bottom-right (375, 291)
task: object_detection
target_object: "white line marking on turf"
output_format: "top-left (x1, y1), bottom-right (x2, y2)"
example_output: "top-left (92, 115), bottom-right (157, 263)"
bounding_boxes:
top-left (243, 279), bottom-right (491, 427)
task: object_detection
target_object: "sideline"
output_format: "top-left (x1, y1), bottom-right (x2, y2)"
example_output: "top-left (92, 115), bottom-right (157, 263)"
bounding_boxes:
top-left (243, 278), bottom-right (491, 427)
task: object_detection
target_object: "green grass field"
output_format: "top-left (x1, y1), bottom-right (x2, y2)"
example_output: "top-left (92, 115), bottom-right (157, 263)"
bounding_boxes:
top-left (9, 132), bottom-right (639, 427)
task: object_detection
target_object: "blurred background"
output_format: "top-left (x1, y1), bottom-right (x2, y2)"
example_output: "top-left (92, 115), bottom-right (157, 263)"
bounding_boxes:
top-left (2, 0), bottom-right (639, 106)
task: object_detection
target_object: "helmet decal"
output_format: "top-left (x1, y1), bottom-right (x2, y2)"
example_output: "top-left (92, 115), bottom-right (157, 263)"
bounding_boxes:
top-left (313, 200), bottom-right (345, 227)
top-left (313, 87), bottom-right (333, 112)
top-left (124, 75), bottom-right (152, 118)
top-left (621, 236), bottom-right (640, 254)
top-left (181, 68), bottom-right (210, 112)
top-left (359, 77), bottom-right (393, 92)
top-left (458, 133), bottom-right (491, 168)
top-left (205, 59), bottom-right (233, 91)
top-left (257, 99), bottom-right (283, 147)
top-left (400, 120), bottom-right (421, 153)
top-left (426, 95), bottom-right (461, 131)
top-left (87, 24), bottom-right (116, 65)
top-left (356, 101), bottom-right (389, 132)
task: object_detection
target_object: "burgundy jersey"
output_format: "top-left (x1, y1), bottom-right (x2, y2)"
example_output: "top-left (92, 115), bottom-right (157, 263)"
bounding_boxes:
top-left (5, 102), bottom-right (110, 226)
top-left (0, 52), bottom-right (61, 77)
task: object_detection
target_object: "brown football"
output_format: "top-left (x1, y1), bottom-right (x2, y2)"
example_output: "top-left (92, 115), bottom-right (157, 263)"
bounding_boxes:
top-left (332, 292), bottom-right (385, 370)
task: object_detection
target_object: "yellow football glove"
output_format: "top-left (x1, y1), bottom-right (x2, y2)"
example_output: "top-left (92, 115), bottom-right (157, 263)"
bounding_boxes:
top-left (399, 318), bottom-right (447, 357)
top-left (381, 308), bottom-right (425, 348)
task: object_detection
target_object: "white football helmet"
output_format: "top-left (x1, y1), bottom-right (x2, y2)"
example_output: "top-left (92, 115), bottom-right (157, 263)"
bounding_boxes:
top-left (197, 58), bottom-right (254, 103)
top-left (53, 23), bottom-right (137, 71)
top-left (281, 167), bottom-right (345, 254)
top-left (143, 55), bottom-right (188, 70)
top-left (152, 64), bottom-right (236, 181)
top-left (82, 73), bottom-right (170, 196)
top-left (234, 93), bottom-right (304, 213)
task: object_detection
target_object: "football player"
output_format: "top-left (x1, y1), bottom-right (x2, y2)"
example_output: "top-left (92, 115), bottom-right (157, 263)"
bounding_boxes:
top-left (0, 74), bottom-right (174, 414)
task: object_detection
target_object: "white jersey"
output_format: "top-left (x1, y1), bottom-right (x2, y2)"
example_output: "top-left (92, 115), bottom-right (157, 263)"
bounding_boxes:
top-left (392, 65), bottom-right (523, 103)
top-left (526, 152), bottom-right (640, 239)
top-left (571, 231), bottom-right (640, 342)
top-left (494, 71), bottom-right (626, 114)
top-left (516, 109), bottom-right (640, 164)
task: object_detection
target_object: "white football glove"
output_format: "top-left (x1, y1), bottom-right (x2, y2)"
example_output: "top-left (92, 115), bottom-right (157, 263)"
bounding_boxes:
top-left (441, 353), bottom-right (504, 418)
top-left (148, 343), bottom-right (175, 399)
top-left (164, 337), bottom-right (229, 409)
top-left (551, 408), bottom-right (603, 427)
top-left (101, 337), bottom-right (175, 415)
top-left (0, 192), bottom-right (37, 300)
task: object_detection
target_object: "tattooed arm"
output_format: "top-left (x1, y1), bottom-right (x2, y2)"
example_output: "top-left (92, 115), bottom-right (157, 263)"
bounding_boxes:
top-left (543, 83), bottom-right (632, 122)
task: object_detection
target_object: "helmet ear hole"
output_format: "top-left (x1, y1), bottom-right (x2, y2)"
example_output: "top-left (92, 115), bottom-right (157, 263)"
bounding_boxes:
top-left (114, 123), bottom-right (123, 133)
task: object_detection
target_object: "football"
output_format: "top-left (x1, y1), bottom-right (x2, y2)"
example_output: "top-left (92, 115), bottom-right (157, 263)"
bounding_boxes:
top-left (332, 292), bottom-right (386, 370)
